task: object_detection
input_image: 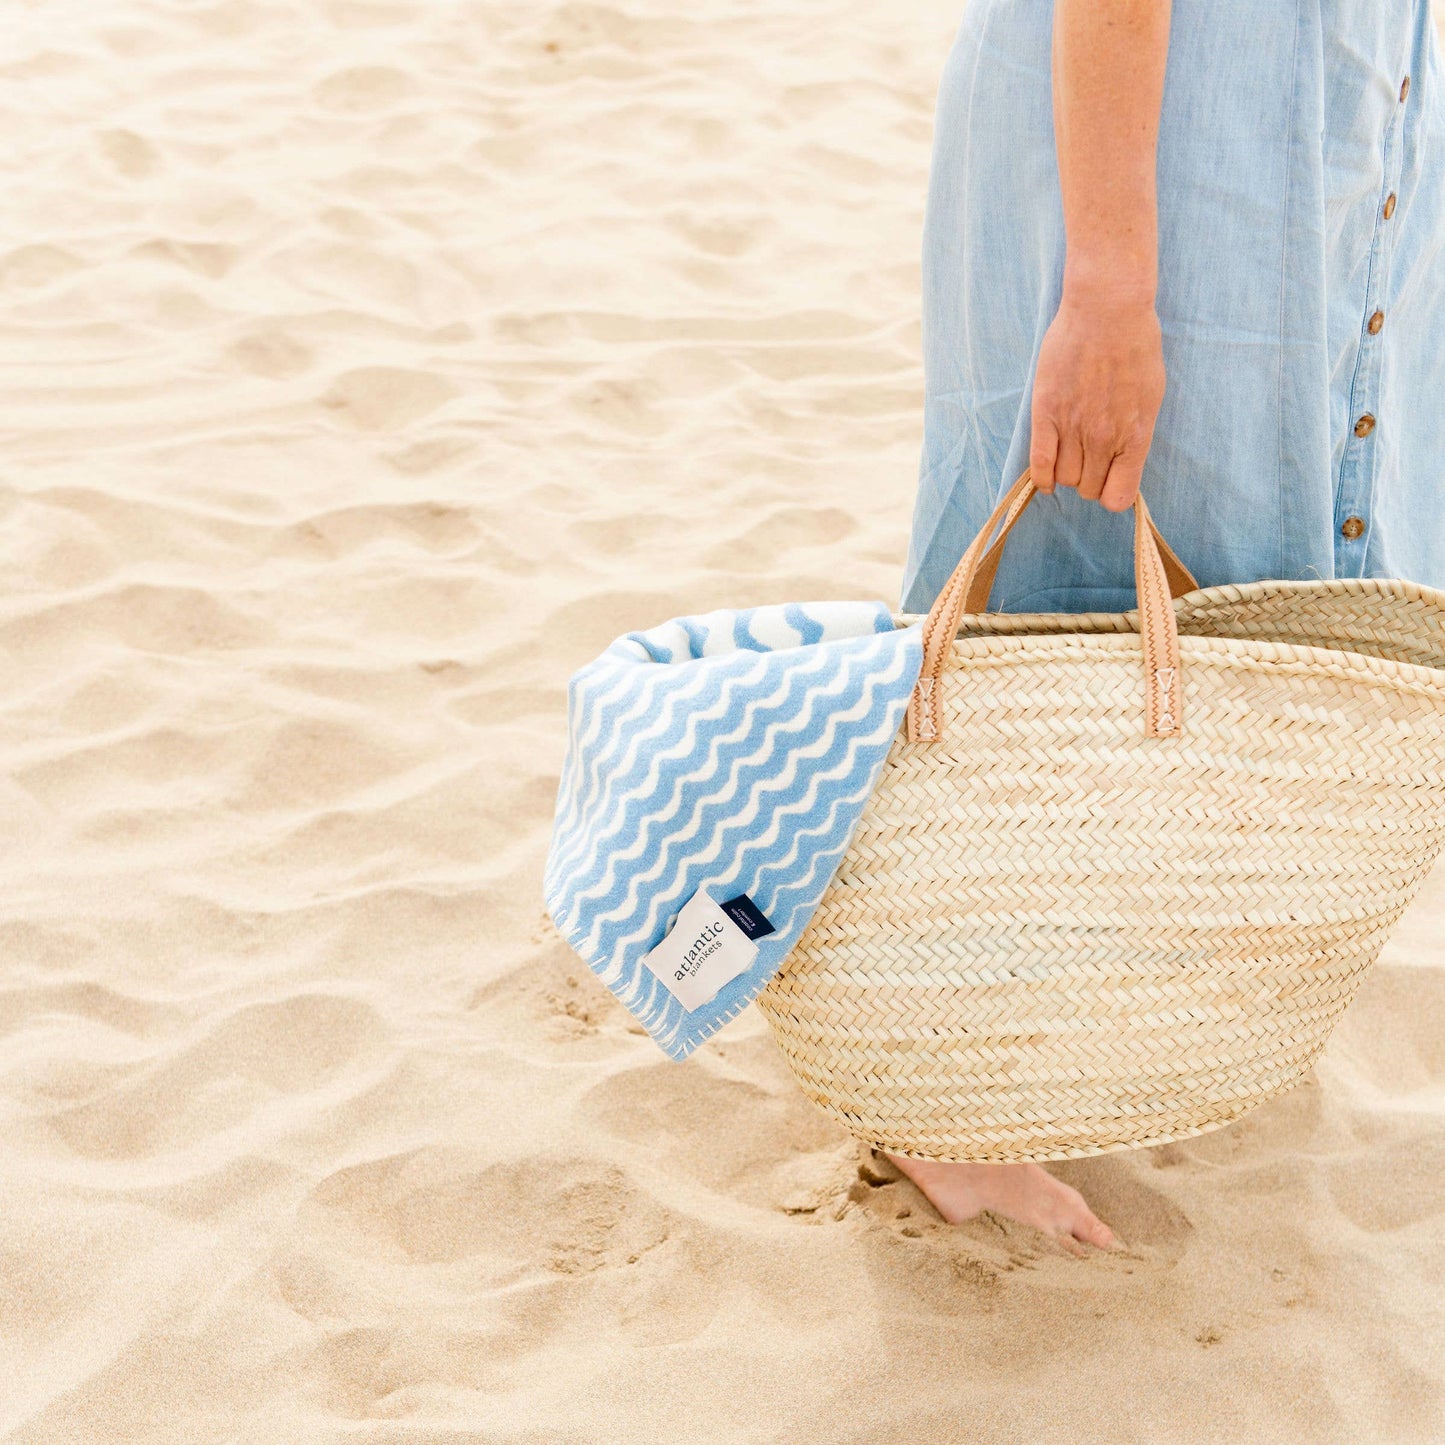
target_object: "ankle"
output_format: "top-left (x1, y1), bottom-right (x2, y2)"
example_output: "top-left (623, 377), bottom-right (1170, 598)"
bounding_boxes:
top-left (885, 1152), bottom-right (989, 1184)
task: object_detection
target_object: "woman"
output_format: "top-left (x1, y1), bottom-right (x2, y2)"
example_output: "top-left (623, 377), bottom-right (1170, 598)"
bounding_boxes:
top-left (890, 0), bottom-right (1445, 1250)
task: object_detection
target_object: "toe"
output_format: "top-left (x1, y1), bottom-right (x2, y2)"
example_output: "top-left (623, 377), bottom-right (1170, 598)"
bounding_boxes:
top-left (1052, 1229), bottom-right (1089, 1259)
top-left (1075, 1214), bottom-right (1118, 1251)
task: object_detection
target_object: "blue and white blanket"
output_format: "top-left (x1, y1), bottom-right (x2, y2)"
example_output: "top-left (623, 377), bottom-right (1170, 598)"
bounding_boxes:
top-left (543, 600), bottom-right (923, 1060)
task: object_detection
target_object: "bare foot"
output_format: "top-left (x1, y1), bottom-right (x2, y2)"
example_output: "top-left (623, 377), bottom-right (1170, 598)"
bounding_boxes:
top-left (885, 1153), bottom-right (1121, 1256)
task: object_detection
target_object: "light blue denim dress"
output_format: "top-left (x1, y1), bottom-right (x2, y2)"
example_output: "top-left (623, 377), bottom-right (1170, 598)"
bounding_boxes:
top-left (901, 0), bottom-right (1445, 616)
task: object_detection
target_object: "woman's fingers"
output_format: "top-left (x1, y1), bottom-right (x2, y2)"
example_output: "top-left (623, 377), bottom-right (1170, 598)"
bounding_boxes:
top-left (1076, 433), bottom-right (1113, 502)
top-left (1053, 429), bottom-right (1085, 491)
top-left (1029, 414), bottom-right (1060, 494)
top-left (1031, 424), bottom-right (1147, 510)
top-left (1100, 446), bottom-right (1147, 511)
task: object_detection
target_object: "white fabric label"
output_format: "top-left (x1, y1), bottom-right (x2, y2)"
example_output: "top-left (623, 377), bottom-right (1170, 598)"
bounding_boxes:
top-left (641, 886), bottom-right (759, 1012)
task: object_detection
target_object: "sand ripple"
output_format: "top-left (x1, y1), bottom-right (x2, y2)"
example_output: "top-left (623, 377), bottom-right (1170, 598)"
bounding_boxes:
top-left (1, 1), bottom-right (1443, 1441)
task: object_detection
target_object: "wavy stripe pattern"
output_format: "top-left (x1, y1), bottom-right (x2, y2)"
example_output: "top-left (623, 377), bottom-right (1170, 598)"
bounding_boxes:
top-left (543, 601), bottom-right (923, 1059)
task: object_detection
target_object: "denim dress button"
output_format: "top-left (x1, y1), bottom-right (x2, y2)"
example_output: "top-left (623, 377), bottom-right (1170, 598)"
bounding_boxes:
top-left (1384, 192), bottom-right (1397, 219)
top-left (1401, 75), bottom-right (1410, 102)
top-left (1341, 516), bottom-right (1365, 539)
top-left (1368, 310), bottom-right (1385, 334)
top-left (1354, 413), bottom-right (1376, 437)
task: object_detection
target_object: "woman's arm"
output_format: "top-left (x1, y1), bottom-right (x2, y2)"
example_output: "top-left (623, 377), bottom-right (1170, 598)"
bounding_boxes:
top-left (1030, 0), bottom-right (1172, 511)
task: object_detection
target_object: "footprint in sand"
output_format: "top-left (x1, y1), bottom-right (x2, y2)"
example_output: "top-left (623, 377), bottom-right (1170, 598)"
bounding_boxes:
top-left (1048, 1155), bottom-right (1195, 1265)
top-left (307, 1148), bottom-right (674, 1277)
top-left (579, 1057), bottom-right (844, 1202)
top-left (229, 327), bottom-right (315, 380)
top-left (698, 503), bottom-right (857, 574)
top-left (95, 127), bottom-right (159, 178)
top-left (282, 500), bottom-right (476, 558)
top-left (313, 65), bottom-right (416, 113)
top-left (1324, 1130), bottom-right (1445, 1234)
top-left (468, 912), bottom-right (656, 1046)
top-left (0, 979), bottom-right (184, 1046)
top-left (321, 367), bottom-right (459, 432)
top-left (44, 994), bottom-right (385, 1160)
top-left (0, 245), bottom-right (84, 290)
top-left (133, 238), bottom-right (240, 280)
top-left (225, 713), bottom-right (423, 811)
top-left (1332, 961), bottom-right (1445, 1097)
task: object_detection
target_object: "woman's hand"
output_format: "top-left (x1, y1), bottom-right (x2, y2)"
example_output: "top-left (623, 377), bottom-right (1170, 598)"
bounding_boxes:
top-left (1029, 284), bottom-right (1166, 511)
top-left (1037, 0), bottom-right (1173, 512)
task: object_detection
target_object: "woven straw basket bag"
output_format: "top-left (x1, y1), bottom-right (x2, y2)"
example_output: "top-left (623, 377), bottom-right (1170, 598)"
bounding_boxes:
top-left (756, 468), bottom-right (1445, 1163)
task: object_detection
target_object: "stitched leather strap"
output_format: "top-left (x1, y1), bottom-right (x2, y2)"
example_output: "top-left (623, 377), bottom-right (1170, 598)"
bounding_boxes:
top-left (905, 469), bottom-right (1199, 744)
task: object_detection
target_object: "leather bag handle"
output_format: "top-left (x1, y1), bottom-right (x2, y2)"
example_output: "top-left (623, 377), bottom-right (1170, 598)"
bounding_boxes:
top-left (905, 469), bottom-right (1200, 744)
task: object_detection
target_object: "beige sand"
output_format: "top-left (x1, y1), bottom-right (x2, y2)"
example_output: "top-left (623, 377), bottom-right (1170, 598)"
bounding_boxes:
top-left (1, 2), bottom-right (1442, 1441)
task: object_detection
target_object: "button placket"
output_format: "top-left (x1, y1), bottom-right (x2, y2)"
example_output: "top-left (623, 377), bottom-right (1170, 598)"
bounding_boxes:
top-left (1334, 75), bottom-right (1407, 570)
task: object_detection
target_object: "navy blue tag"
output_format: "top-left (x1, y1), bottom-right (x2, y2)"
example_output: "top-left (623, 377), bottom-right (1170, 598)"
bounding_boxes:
top-left (721, 893), bottom-right (775, 942)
